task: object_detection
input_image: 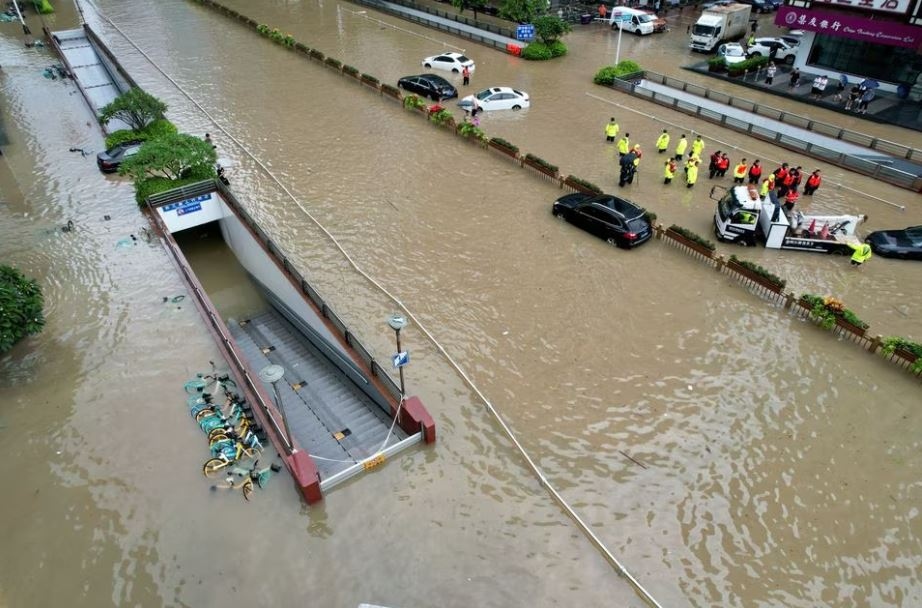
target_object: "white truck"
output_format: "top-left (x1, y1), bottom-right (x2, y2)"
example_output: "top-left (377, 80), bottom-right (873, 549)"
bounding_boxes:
top-left (711, 185), bottom-right (866, 254)
top-left (690, 4), bottom-right (751, 52)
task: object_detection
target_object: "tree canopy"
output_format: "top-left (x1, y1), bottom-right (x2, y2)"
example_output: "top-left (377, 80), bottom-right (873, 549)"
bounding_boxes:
top-left (99, 88), bottom-right (167, 132)
top-left (451, 0), bottom-right (487, 18)
top-left (0, 265), bottom-right (45, 353)
top-left (119, 133), bottom-right (217, 182)
top-left (499, 0), bottom-right (545, 24)
top-left (533, 14), bottom-right (571, 44)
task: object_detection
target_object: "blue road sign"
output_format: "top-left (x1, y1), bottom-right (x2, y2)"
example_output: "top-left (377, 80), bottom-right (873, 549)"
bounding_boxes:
top-left (392, 351), bottom-right (410, 368)
top-left (516, 24), bottom-right (535, 41)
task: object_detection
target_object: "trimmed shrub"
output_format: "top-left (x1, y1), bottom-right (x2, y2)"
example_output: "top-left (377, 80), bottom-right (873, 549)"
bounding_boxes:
top-left (403, 95), bottom-right (426, 110)
top-left (360, 73), bottom-right (380, 85)
top-left (564, 175), bottom-right (603, 194)
top-left (489, 137), bottom-right (519, 153)
top-left (325, 57), bottom-right (342, 69)
top-left (458, 120), bottom-right (486, 141)
top-left (524, 153), bottom-right (558, 174)
top-left (728, 255), bottom-right (786, 288)
top-left (593, 60), bottom-right (643, 85)
top-left (104, 118), bottom-right (177, 149)
top-left (667, 225), bottom-right (716, 251)
top-left (548, 40), bottom-right (567, 57)
top-left (380, 83), bottom-right (401, 97)
top-left (800, 294), bottom-right (868, 330)
top-left (521, 42), bottom-right (553, 61)
top-left (343, 65), bottom-right (359, 77)
top-left (135, 174), bottom-right (214, 207)
top-left (881, 337), bottom-right (922, 372)
top-left (643, 210), bottom-right (657, 225)
top-left (0, 265), bottom-right (45, 353)
top-left (309, 49), bottom-right (325, 60)
top-left (429, 108), bottom-right (454, 126)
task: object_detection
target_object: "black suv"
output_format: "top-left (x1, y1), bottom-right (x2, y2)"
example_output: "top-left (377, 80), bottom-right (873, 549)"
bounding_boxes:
top-left (397, 73), bottom-right (458, 101)
top-left (552, 193), bottom-right (653, 249)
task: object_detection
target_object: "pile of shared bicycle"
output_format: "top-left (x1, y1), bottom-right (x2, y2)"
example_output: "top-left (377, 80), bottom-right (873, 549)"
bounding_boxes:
top-left (184, 363), bottom-right (281, 501)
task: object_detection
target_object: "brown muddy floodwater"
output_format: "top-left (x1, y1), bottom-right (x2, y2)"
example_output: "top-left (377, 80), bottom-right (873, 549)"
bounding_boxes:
top-left (1, 0), bottom-right (920, 606)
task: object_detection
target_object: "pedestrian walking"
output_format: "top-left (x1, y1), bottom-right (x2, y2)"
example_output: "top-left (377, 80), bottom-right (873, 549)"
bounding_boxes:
top-left (655, 129), bottom-right (670, 154)
top-left (765, 62), bottom-right (776, 85)
top-left (605, 117), bottom-right (620, 142)
top-left (674, 134), bottom-right (688, 161)
top-left (748, 159), bottom-right (762, 185)
top-left (690, 135), bottom-right (705, 159)
top-left (803, 169), bottom-right (822, 195)
top-left (618, 133), bottom-right (631, 156)
top-left (462, 65), bottom-right (470, 86)
top-left (599, 3), bottom-right (608, 20)
top-left (733, 158), bottom-right (748, 184)
top-left (716, 153), bottom-right (730, 178)
top-left (204, 133), bottom-right (215, 148)
top-left (619, 149), bottom-right (638, 186)
top-left (847, 242), bottom-right (873, 267)
top-left (708, 150), bottom-right (722, 179)
top-left (664, 158), bottom-right (677, 184)
top-left (789, 68), bottom-right (800, 89)
top-left (833, 74), bottom-right (848, 102)
top-left (686, 160), bottom-right (699, 188)
top-left (750, 20), bottom-right (757, 34)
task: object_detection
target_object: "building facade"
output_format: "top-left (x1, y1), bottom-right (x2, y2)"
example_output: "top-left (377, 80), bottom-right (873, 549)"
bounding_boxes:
top-left (776, 0), bottom-right (922, 97)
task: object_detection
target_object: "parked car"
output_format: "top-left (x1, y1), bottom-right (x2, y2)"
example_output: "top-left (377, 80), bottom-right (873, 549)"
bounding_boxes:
top-left (780, 29), bottom-right (804, 47)
top-left (747, 37), bottom-right (798, 64)
top-left (717, 43), bottom-right (747, 65)
top-left (397, 73), bottom-right (458, 101)
top-left (551, 193), bottom-right (653, 249)
top-left (96, 140), bottom-right (143, 173)
top-left (865, 226), bottom-right (922, 260)
top-left (459, 86), bottom-right (530, 111)
top-left (421, 52), bottom-right (475, 74)
top-left (736, 0), bottom-right (775, 12)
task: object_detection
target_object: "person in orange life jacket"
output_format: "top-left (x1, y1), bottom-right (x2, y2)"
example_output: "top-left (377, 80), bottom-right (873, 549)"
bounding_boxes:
top-left (773, 163), bottom-right (789, 183)
top-left (716, 153), bottom-right (730, 177)
top-left (747, 159), bottom-right (762, 185)
top-left (803, 169), bottom-right (822, 195)
top-left (783, 189), bottom-right (800, 212)
top-left (733, 158), bottom-right (748, 184)
top-left (708, 150), bottom-right (722, 179)
top-left (790, 166), bottom-right (803, 192)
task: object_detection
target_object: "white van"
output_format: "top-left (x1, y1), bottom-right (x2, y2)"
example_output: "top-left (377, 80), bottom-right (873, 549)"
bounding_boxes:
top-left (609, 7), bottom-right (658, 35)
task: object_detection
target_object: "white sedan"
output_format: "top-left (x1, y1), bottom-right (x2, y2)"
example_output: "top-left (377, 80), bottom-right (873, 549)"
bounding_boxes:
top-left (459, 87), bottom-right (530, 112)
top-left (716, 43), bottom-right (747, 65)
top-left (421, 52), bottom-right (475, 74)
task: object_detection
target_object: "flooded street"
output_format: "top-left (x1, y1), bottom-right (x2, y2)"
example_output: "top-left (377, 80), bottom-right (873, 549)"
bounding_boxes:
top-left (2, 0), bottom-right (921, 606)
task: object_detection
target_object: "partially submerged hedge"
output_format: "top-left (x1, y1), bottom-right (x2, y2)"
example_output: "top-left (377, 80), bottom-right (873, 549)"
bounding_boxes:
top-left (594, 60), bottom-right (643, 85)
top-left (105, 118), bottom-right (178, 150)
top-left (667, 225), bottom-right (716, 251)
top-left (729, 255), bottom-right (786, 288)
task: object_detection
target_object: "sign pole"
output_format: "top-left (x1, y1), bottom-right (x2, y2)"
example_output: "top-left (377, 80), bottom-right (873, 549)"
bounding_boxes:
top-left (615, 18), bottom-right (624, 65)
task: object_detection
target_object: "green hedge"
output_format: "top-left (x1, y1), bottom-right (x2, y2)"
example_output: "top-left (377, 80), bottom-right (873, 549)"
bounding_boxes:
top-left (565, 175), bottom-right (603, 194)
top-left (343, 65), bottom-right (359, 77)
top-left (135, 171), bottom-right (215, 207)
top-left (324, 57), bottom-right (342, 69)
top-left (0, 265), bottom-right (45, 353)
top-left (593, 60), bottom-right (643, 85)
top-left (489, 137), bottom-right (519, 153)
top-left (729, 255), bottom-right (786, 288)
top-left (800, 294), bottom-right (869, 331)
top-left (524, 153), bottom-right (558, 173)
top-left (104, 119), bottom-right (178, 150)
top-left (881, 337), bottom-right (922, 372)
top-left (361, 73), bottom-right (379, 85)
top-left (521, 40), bottom-right (567, 61)
top-left (667, 225), bottom-right (716, 251)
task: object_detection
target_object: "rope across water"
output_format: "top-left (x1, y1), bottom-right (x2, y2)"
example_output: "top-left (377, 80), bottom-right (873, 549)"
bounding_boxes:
top-left (83, 3), bottom-right (665, 605)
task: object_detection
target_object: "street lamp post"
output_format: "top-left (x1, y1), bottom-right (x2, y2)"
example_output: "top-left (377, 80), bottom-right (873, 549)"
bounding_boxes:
top-left (259, 364), bottom-right (295, 455)
top-left (387, 313), bottom-right (408, 397)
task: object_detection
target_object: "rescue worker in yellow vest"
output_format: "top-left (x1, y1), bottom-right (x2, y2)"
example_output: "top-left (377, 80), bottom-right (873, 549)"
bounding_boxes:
top-left (733, 158), bottom-right (748, 184)
top-left (759, 174), bottom-right (775, 197)
top-left (617, 133), bottom-right (631, 157)
top-left (690, 135), bottom-right (705, 159)
top-left (686, 159), bottom-right (699, 188)
top-left (604, 117), bottom-right (620, 143)
top-left (674, 134), bottom-right (687, 161)
top-left (655, 129), bottom-right (670, 154)
top-left (848, 242), bottom-right (872, 266)
top-left (663, 158), bottom-right (676, 184)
